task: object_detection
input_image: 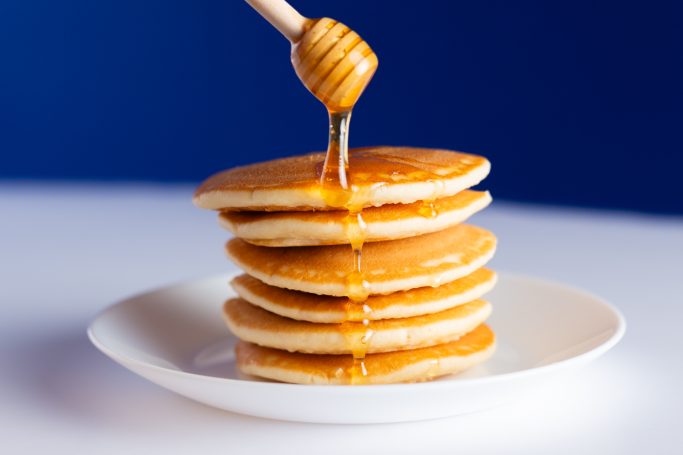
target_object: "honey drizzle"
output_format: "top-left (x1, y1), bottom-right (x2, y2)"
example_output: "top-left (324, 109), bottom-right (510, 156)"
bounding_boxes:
top-left (318, 116), bottom-right (454, 383)
top-left (418, 179), bottom-right (446, 218)
top-left (319, 111), bottom-right (352, 205)
top-left (418, 200), bottom-right (437, 218)
top-left (319, 110), bottom-right (374, 384)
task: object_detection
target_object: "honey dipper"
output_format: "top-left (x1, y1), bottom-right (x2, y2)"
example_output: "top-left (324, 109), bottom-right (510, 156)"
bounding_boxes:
top-left (245, 0), bottom-right (378, 113)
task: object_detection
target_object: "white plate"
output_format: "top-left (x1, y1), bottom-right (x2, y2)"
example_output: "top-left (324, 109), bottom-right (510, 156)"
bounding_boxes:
top-left (88, 273), bottom-right (625, 424)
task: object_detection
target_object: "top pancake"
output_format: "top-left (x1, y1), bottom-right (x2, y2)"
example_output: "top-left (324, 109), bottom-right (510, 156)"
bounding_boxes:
top-left (194, 147), bottom-right (490, 211)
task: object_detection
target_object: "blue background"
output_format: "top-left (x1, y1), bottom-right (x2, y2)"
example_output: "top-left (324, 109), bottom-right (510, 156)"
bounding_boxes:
top-left (1, 0), bottom-right (681, 213)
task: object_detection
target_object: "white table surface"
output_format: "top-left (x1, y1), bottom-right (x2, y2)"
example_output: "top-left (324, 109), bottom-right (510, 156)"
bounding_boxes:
top-left (1, 182), bottom-right (681, 454)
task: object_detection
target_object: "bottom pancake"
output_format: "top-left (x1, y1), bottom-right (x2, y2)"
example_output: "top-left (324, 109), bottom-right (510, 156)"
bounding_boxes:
top-left (236, 324), bottom-right (495, 385)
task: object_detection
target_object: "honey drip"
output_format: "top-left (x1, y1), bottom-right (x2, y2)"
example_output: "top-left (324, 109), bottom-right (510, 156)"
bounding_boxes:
top-left (319, 111), bottom-right (353, 207)
top-left (418, 179), bottom-right (446, 218)
top-left (312, 113), bottom-right (460, 383)
top-left (418, 200), bottom-right (437, 218)
top-left (318, 110), bottom-right (374, 384)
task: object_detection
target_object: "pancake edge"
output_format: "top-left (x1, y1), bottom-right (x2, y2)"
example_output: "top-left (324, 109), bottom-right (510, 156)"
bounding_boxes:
top-left (230, 270), bottom-right (497, 323)
top-left (226, 241), bottom-right (496, 297)
top-left (223, 299), bottom-right (492, 355)
top-left (219, 191), bottom-right (493, 247)
top-left (194, 160), bottom-right (490, 210)
top-left (236, 335), bottom-right (496, 385)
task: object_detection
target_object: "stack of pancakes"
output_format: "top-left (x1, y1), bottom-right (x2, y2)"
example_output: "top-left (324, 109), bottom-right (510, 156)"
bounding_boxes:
top-left (194, 146), bottom-right (497, 385)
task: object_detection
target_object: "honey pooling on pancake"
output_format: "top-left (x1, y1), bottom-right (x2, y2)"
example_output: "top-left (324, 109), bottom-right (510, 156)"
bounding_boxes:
top-left (321, 146), bottom-right (454, 381)
top-left (316, 146), bottom-right (481, 381)
top-left (318, 126), bottom-right (482, 381)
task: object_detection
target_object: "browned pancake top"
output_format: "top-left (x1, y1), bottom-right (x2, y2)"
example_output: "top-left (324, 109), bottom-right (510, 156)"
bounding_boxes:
top-left (194, 147), bottom-right (488, 210)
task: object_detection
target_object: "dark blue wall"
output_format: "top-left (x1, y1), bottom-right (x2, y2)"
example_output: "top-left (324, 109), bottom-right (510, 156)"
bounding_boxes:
top-left (1, 1), bottom-right (682, 213)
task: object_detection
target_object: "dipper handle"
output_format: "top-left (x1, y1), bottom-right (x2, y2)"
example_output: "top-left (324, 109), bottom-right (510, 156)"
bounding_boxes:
top-left (244, 0), bottom-right (308, 42)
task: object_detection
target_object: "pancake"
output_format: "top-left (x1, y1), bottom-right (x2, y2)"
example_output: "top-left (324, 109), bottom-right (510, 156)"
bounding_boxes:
top-left (223, 298), bottom-right (492, 355)
top-left (231, 268), bottom-right (497, 323)
top-left (194, 147), bottom-right (490, 211)
top-left (226, 224), bottom-right (496, 296)
top-left (236, 324), bottom-right (495, 384)
top-left (219, 190), bottom-right (492, 247)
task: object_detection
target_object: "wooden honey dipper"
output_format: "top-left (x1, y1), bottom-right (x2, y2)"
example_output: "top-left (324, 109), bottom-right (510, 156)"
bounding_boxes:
top-left (245, 0), bottom-right (378, 113)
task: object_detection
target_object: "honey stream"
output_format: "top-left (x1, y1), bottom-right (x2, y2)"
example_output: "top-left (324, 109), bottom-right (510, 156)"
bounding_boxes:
top-left (319, 110), bottom-right (373, 383)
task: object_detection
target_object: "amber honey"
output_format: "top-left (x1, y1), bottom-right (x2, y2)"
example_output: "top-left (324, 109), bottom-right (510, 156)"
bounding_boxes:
top-left (418, 200), bottom-right (437, 218)
top-left (319, 110), bottom-right (374, 382)
top-left (308, 78), bottom-right (376, 381)
top-left (316, 122), bottom-right (455, 383)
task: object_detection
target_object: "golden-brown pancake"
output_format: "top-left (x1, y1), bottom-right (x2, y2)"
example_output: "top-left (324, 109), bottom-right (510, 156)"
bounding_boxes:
top-left (223, 298), bottom-right (492, 355)
top-left (226, 224), bottom-right (496, 296)
top-left (231, 268), bottom-right (497, 323)
top-left (219, 190), bottom-right (492, 247)
top-left (194, 147), bottom-right (490, 211)
top-left (236, 324), bottom-right (495, 384)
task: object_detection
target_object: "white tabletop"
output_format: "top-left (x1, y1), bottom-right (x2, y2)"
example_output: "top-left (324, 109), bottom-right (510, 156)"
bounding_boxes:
top-left (1, 182), bottom-right (681, 454)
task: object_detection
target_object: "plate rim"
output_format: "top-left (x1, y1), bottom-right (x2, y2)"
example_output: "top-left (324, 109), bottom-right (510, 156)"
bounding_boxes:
top-left (88, 271), bottom-right (626, 393)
